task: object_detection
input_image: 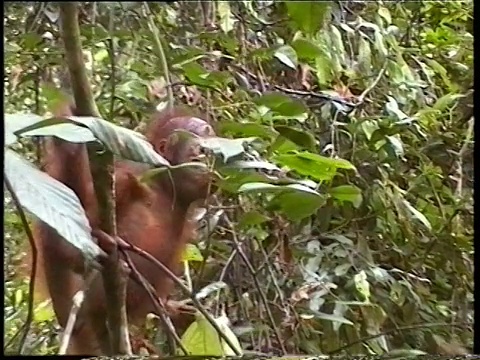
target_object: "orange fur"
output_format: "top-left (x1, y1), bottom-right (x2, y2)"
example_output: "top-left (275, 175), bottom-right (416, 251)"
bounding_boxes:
top-left (28, 101), bottom-right (215, 355)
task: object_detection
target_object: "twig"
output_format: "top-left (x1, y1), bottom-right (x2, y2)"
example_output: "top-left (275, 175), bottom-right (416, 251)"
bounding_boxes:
top-left (120, 249), bottom-right (188, 355)
top-left (115, 236), bottom-right (242, 356)
top-left (4, 177), bottom-right (37, 355)
top-left (58, 271), bottom-right (97, 355)
top-left (220, 210), bottom-right (287, 355)
top-left (357, 62), bottom-right (387, 104)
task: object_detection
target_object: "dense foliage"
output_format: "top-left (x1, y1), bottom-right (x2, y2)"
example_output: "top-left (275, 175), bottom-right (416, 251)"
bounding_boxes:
top-left (4, 1), bottom-right (473, 356)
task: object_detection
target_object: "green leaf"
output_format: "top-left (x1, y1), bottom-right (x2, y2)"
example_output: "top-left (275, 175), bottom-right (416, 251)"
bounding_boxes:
top-left (358, 36), bottom-right (372, 74)
top-left (373, 30), bottom-right (388, 60)
top-left (182, 243), bottom-right (204, 262)
top-left (274, 45), bottom-right (298, 69)
top-left (274, 125), bottom-right (316, 151)
top-left (180, 62), bottom-right (217, 89)
top-left (330, 185), bottom-right (363, 208)
top-left (239, 183), bottom-right (326, 221)
top-left (385, 135), bottom-right (404, 157)
top-left (378, 6), bottom-right (392, 24)
top-left (34, 300), bottom-right (56, 322)
top-left (225, 160), bottom-right (281, 172)
top-left (180, 314), bottom-right (243, 356)
top-left (402, 199), bottom-right (432, 231)
top-left (334, 263), bottom-right (352, 277)
top-left (433, 93), bottom-right (464, 111)
top-left (195, 282), bottom-right (228, 300)
top-left (17, 116), bottom-right (169, 167)
top-left (274, 152), bottom-right (355, 181)
top-left (292, 38), bottom-right (323, 60)
top-left (330, 25), bottom-right (346, 65)
top-left (4, 150), bottom-right (103, 263)
top-left (254, 92), bottom-right (308, 119)
top-left (385, 96), bottom-right (409, 121)
top-left (5, 113), bottom-right (45, 145)
top-left (268, 191), bottom-right (327, 221)
top-left (286, 2), bottom-right (332, 35)
top-left (239, 182), bottom-right (319, 196)
top-left (11, 116), bottom-right (97, 144)
top-left (361, 120), bottom-right (378, 141)
top-left (238, 211), bottom-right (271, 228)
top-left (197, 136), bottom-right (257, 163)
top-left (354, 270), bottom-right (371, 301)
top-left (315, 54), bottom-right (334, 86)
top-left (217, 1), bottom-right (236, 33)
top-left (308, 310), bottom-right (354, 326)
top-left (219, 121), bottom-right (277, 139)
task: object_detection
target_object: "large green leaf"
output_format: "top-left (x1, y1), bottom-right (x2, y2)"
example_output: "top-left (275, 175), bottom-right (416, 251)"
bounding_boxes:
top-left (196, 136), bottom-right (258, 163)
top-left (254, 92), bottom-right (308, 119)
top-left (274, 152), bottom-right (355, 181)
top-left (5, 113), bottom-right (44, 146)
top-left (179, 314), bottom-right (242, 356)
top-left (219, 121), bottom-right (277, 139)
top-left (286, 2), bottom-right (332, 35)
top-left (274, 45), bottom-right (298, 69)
top-left (15, 115), bottom-right (169, 166)
top-left (292, 38), bottom-right (323, 60)
top-left (4, 149), bottom-right (103, 263)
top-left (329, 185), bottom-right (363, 208)
top-left (274, 125), bottom-right (317, 151)
top-left (239, 182), bottom-right (326, 220)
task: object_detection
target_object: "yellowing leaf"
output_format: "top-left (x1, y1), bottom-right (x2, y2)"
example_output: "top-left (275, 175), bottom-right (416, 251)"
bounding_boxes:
top-left (182, 243), bottom-right (204, 262)
top-left (180, 314), bottom-right (242, 356)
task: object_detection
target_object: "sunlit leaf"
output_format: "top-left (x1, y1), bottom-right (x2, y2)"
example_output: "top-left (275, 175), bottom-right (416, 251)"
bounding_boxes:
top-left (182, 243), bottom-right (204, 262)
top-left (330, 185), bottom-right (363, 208)
top-left (254, 92), bottom-right (308, 119)
top-left (275, 125), bottom-right (316, 151)
top-left (354, 270), bottom-right (371, 302)
top-left (274, 45), bottom-right (298, 69)
top-left (286, 2), bottom-right (332, 35)
top-left (180, 314), bottom-right (242, 356)
top-left (4, 150), bottom-right (103, 263)
top-left (217, 1), bottom-right (236, 33)
top-left (402, 199), bottom-right (432, 231)
top-left (292, 38), bottom-right (323, 60)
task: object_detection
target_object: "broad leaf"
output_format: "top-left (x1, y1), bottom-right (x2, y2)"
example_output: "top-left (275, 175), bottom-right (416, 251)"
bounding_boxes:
top-left (225, 160), bottom-right (281, 172)
top-left (268, 191), bottom-right (327, 221)
top-left (5, 113), bottom-right (45, 145)
top-left (219, 121), bottom-right (277, 139)
top-left (274, 152), bottom-right (355, 181)
top-left (217, 1), bottom-right (237, 33)
top-left (402, 199), bottom-right (432, 231)
top-left (308, 310), bottom-right (354, 326)
top-left (4, 150), bottom-right (103, 263)
top-left (329, 185), bottom-right (363, 208)
top-left (354, 270), bottom-right (371, 302)
top-left (292, 38), bottom-right (323, 60)
top-left (182, 243), bottom-right (204, 262)
top-left (239, 182), bottom-right (326, 220)
top-left (274, 45), bottom-right (298, 69)
top-left (17, 116), bottom-right (169, 167)
top-left (195, 282), bottom-right (228, 300)
top-left (198, 136), bottom-right (258, 163)
top-left (275, 125), bottom-right (316, 151)
top-left (254, 92), bottom-right (308, 119)
top-left (286, 2), bottom-right (332, 35)
top-left (238, 182), bottom-right (320, 196)
top-left (180, 314), bottom-right (243, 356)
